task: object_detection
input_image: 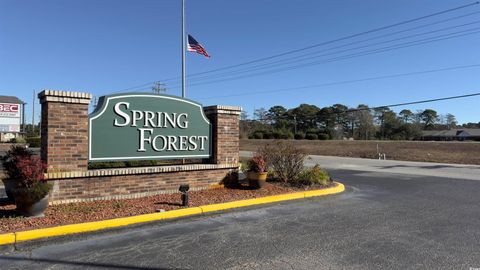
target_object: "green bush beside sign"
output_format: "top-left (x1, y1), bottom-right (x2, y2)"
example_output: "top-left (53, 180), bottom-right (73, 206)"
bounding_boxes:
top-left (89, 93), bottom-right (211, 161)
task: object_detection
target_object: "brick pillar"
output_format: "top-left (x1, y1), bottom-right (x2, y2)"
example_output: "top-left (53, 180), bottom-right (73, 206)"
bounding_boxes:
top-left (204, 105), bottom-right (242, 165)
top-left (39, 90), bottom-right (91, 172)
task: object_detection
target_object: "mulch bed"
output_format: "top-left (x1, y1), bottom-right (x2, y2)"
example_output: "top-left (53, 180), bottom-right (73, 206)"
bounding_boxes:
top-left (0, 181), bottom-right (333, 234)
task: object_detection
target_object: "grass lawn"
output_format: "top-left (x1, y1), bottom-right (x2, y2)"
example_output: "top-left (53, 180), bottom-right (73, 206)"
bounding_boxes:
top-left (240, 139), bottom-right (480, 165)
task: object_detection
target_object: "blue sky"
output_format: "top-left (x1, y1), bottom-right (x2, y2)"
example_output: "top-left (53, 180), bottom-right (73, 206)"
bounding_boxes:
top-left (1, 0), bottom-right (479, 124)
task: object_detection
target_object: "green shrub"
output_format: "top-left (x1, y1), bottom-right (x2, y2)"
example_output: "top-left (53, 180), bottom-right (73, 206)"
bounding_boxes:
top-left (1, 145), bottom-right (34, 179)
top-left (239, 161), bottom-right (249, 172)
top-left (297, 165), bottom-right (330, 186)
top-left (294, 133), bottom-right (305, 140)
top-left (25, 137), bottom-right (41, 147)
top-left (264, 131), bottom-right (274, 139)
top-left (9, 137), bottom-right (26, 143)
top-left (266, 167), bottom-right (276, 180)
top-left (305, 133), bottom-right (318, 140)
top-left (125, 160), bottom-right (160, 167)
top-left (281, 131), bottom-right (294, 139)
top-left (12, 181), bottom-right (52, 203)
top-left (3, 146), bottom-right (51, 203)
top-left (317, 133), bottom-right (329, 140)
top-left (88, 159), bottom-right (192, 169)
top-left (88, 161), bottom-right (127, 169)
top-left (258, 141), bottom-right (306, 183)
top-left (253, 131), bottom-right (264, 139)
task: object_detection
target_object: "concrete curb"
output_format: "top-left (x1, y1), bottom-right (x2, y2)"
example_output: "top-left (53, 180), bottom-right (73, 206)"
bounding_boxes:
top-left (0, 182), bottom-right (344, 246)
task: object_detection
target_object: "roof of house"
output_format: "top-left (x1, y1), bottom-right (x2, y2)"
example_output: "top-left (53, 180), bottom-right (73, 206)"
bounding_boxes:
top-left (0, 95), bottom-right (25, 104)
top-left (457, 129), bottom-right (480, 137)
top-left (422, 129), bottom-right (480, 137)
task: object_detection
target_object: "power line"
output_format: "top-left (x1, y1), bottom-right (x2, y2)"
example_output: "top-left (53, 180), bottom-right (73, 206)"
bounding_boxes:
top-left (376, 92), bottom-right (480, 109)
top-left (248, 92), bottom-right (480, 117)
top-left (237, 11), bottom-right (480, 74)
top-left (166, 20), bottom-right (480, 87)
top-left (151, 81), bottom-right (167, 94)
top-left (193, 64), bottom-right (480, 100)
top-left (339, 92), bottom-right (480, 115)
top-left (167, 28), bottom-right (480, 89)
top-left (159, 1), bottom-right (480, 82)
top-left (106, 2), bottom-right (480, 94)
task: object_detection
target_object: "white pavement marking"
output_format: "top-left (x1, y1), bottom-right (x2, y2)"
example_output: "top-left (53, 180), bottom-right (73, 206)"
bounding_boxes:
top-left (240, 151), bottom-right (480, 181)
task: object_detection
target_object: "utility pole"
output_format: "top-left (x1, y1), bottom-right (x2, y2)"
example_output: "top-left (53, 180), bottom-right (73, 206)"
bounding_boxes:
top-left (152, 81), bottom-right (166, 94)
top-left (92, 96), bottom-right (99, 110)
top-left (32, 89), bottom-right (35, 135)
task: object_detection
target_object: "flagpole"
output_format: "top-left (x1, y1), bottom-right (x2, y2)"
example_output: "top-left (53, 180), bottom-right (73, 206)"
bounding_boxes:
top-left (181, 0), bottom-right (186, 98)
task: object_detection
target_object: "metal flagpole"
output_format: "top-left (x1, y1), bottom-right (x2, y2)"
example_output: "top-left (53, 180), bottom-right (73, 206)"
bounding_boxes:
top-left (181, 0), bottom-right (186, 165)
top-left (181, 0), bottom-right (186, 98)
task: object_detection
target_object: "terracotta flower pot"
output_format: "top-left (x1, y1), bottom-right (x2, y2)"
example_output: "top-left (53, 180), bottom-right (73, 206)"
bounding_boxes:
top-left (247, 171), bottom-right (267, 189)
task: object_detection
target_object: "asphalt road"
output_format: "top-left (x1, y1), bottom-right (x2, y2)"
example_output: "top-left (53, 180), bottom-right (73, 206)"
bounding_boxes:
top-left (1, 167), bottom-right (480, 269)
top-left (242, 151), bottom-right (480, 181)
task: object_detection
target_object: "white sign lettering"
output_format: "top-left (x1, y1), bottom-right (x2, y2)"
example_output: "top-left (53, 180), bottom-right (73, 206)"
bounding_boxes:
top-left (114, 102), bottom-right (206, 153)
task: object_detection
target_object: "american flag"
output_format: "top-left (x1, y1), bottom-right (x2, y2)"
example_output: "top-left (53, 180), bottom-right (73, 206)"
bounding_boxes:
top-left (187, 34), bottom-right (210, 58)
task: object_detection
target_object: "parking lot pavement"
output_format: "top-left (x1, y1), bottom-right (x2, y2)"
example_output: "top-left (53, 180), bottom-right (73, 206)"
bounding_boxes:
top-left (1, 169), bottom-right (480, 269)
top-left (240, 151), bottom-right (480, 181)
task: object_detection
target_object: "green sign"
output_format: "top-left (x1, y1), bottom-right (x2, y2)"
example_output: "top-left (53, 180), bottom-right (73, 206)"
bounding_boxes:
top-left (89, 93), bottom-right (211, 161)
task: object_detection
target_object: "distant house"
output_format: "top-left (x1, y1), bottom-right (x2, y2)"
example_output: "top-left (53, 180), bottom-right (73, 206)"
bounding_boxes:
top-left (421, 129), bottom-right (480, 141)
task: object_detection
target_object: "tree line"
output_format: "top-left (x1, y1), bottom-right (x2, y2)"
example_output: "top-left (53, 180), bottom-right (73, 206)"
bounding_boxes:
top-left (241, 104), bottom-right (479, 140)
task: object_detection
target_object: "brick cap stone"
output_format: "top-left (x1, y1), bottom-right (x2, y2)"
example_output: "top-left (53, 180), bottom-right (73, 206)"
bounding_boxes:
top-left (204, 105), bottom-right (242, 115)
top-left (44, 163), bottom-right (239, 180)
top-left (38, 90), bottom-right (92, 104)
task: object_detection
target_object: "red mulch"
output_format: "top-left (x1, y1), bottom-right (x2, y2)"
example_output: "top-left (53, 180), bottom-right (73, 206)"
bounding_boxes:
top-left (0, 182), bottom-right (332, 233)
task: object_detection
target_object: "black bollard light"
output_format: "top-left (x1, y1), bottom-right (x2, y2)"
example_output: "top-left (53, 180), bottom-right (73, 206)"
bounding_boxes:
top-left (179, 184), bottom-right (190, 207)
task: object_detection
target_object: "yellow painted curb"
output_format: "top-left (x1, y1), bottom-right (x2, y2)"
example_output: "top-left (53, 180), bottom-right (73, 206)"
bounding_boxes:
top-left (0, 233), bottom-right (15, 245)
top-left (1, 182), bottom-right (344, 245)
top-left (200, 192), bottom-right (306, 214)
top-left (15, 207), bottom-right (203, 243)
top-left (304, 182), bottom-right (345, 197)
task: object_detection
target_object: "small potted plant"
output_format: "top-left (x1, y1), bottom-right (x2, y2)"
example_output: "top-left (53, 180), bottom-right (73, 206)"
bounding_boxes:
top-left (2, 145), bottom-right (52, 217)
top-left (1, 145), bottom-right (33, 202)
top-left (247, 154), bottom-right (267, 189)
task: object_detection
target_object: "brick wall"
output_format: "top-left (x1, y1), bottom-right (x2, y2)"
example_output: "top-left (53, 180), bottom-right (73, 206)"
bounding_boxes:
top-left (38, 90), bottom-right (242, 204)
top-left (48, 166), bottom-right (236, 204)
top-left (39, 91), bottom-right (91, 172)
top-left (204, 106), bottom-right (241, 165)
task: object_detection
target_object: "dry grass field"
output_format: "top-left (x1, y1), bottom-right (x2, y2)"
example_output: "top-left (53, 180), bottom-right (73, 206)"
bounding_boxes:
top-left (240, 139), bottom-right (480, 165)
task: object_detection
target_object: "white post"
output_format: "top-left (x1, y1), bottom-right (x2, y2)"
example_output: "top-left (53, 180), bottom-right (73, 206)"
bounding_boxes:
top-left (181, 0), bottom-right (186, 98)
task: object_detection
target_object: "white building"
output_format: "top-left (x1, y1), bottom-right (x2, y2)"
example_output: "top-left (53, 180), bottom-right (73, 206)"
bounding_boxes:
top-left (0, 95), bottom-right (25, 142)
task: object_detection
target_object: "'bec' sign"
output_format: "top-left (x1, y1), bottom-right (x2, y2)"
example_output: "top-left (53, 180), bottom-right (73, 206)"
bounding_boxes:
top-left (89, 93), bottom-right (211, 162)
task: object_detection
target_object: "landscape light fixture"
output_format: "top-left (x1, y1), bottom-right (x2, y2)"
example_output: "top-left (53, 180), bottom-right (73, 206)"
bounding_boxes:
top-left (179, 184), bottom-right (190, 207)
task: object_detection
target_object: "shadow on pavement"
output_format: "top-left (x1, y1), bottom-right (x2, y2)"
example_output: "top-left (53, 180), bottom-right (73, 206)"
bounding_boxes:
top-left (0, 256), bottom-right (185, 270)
